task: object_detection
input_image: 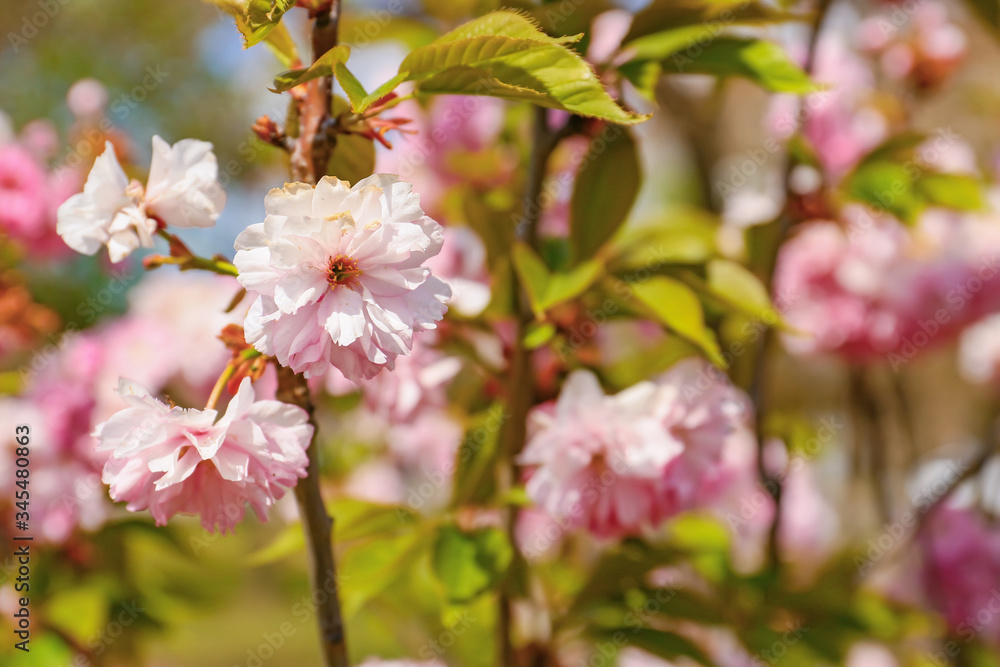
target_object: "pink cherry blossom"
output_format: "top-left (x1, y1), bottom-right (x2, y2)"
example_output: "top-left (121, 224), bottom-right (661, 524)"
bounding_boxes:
top-left (652, 359), bottom-right (755, 517)
top-left (519, 360), bottom-right (755, 540)
top-left (769, 35), bottom-right (885, 180)
top-left (94, 377), bottom-right (312, 533)
top-left (234, 174), bottom-right (450, 381)
top-left (0, 140), bottom-right (76, 258)
top-left (0, 145), bottom-right (48, 242)
top-left (0, 399), bottom-right (108, 544)
top-left (518, 370), bottom-right (682, 539)
top-left (921, 507), bottom-right (1000, 646)
top-left (774, 211), bottom-right (1000, 362)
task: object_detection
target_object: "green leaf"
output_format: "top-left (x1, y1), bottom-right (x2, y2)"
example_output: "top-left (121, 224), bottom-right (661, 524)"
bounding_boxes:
top-left (917, 173), bottom-right (985, 211)
top-left (333, 62), bottom-right (368, 110)
top-left (632, 277), bottom-right (724, 365)
top-left (843, 134), bottom-right (986, 223)
top-left (705, 259), bottom-right (775, 322)
top-left (204, 0), bottom-right (298, 65)
top-left (512, 243), bottom-right (603, 317)
top-left (380, 10), bottom-right (647, 124)
top-left (245, 0), bottom-right (294, 47)
top-left (340, 528), bottom-right (427, 619)
top-left (44, 585), bottom-right (109, 644)
top-left (523, 321), bottom-right (557, 349)
top-left (662, 37), bottom-right (817, 93)
top-left (271, 45), bottom-right (352, 92)
top-left (595, 629), bottom-right (712, 666)
top-left (618, 60), bottom-right (662, 101)
top-left (452, 403), bottom-right (505, 506)
top-left (625, 0), bottom-right (804, 43)
top-left (611, 209), bottom-right (720, 269)
top-left (350, 73), bottom-right (410, 114)
top-left (432, 524), bottom-right (513, 602)
top-left (844, 160), bottom-right (920, 223)
top-left (570, 127), bottom-right (641, 262)
top-left (326, 130), bottom-right (376, 184)
top-left (329, 497), bottom-right (417, 542)
top-left (625, 24), bottom-right (718, 63)
top-left (432, 9), bottom-right (583, 44)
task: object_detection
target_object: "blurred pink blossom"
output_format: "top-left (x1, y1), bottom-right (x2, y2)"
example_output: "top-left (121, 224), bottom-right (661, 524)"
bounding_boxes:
top-left (518, 360), bottom-right (753, 539)
top-left (774, 211), bottom-right (1000, 363)
top-left (769, 35), bottom-right (886, 180)
top-left (425, 226), bottom-right (491, 317)
top-left (921, 507), bottom-right (1000, 646)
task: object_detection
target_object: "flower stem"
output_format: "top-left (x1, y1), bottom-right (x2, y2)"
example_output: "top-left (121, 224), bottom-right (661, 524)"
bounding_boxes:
top-left (147, 230), bottom-right (239, 276)
top-left (277, 366), bottom-right (348, 667)
top-left (206, 362), bottom-right (236, 411)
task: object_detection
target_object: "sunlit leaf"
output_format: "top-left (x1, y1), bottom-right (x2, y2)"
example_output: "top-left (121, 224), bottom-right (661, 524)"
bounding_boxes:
top-left (632, 277), bottom-right (724, 365)
top-left (203, 0), bottom-right (299, 65)
top-left (512, 243), bottom-right (603, 317)
top-left (247, 523), bottom-right (305, 566)
top-left (271, 45), bottom-right (351, 92)
top-left (661, 37), bottom-right (817, 93)
top-left (917, 173), bottom-right (985, 211)
top-left (364, 10), bottom-right (648, 123)
top-left (705, 259), bottom-right (775, 322)
top-left (432, 523), bottom-right (513, 602)
top-left (523, 321), bottom-right (557, 349)
top-left (625, 0), bottom-right (805, 43)
top-left (245, 0), bottom-right (294, 47)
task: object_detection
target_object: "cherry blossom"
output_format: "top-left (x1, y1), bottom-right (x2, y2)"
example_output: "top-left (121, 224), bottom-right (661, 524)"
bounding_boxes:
top-left (921, 507), bottom-right (1000, 646)
top-left (94, 377), bottom-right (312, 533)
top-left (518, 370), bottom-right (683, 538)
top-left (57, 136), bottom-right (225, 262)
top-left (234, 174), bottom-right (450, 380)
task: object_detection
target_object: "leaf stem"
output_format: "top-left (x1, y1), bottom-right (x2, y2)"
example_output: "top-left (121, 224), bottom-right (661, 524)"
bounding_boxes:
top-left (206, 362), bottom-right (236, 411)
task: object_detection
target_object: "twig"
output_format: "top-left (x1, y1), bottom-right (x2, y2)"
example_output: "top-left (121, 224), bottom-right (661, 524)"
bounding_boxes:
top-left (277, 366), bottom-right (349, 667)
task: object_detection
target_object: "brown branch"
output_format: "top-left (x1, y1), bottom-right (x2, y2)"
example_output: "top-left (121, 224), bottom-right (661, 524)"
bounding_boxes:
top-left (277, 366), bottom-right (348, 667)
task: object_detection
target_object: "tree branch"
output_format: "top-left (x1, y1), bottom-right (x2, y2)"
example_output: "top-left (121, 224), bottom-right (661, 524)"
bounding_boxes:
top-left (277, 366), bottom-right (349, 667)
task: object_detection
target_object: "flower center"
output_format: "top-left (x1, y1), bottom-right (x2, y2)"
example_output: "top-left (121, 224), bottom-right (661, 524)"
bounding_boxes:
top-left (326, 255), bottom-right (362, 289)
